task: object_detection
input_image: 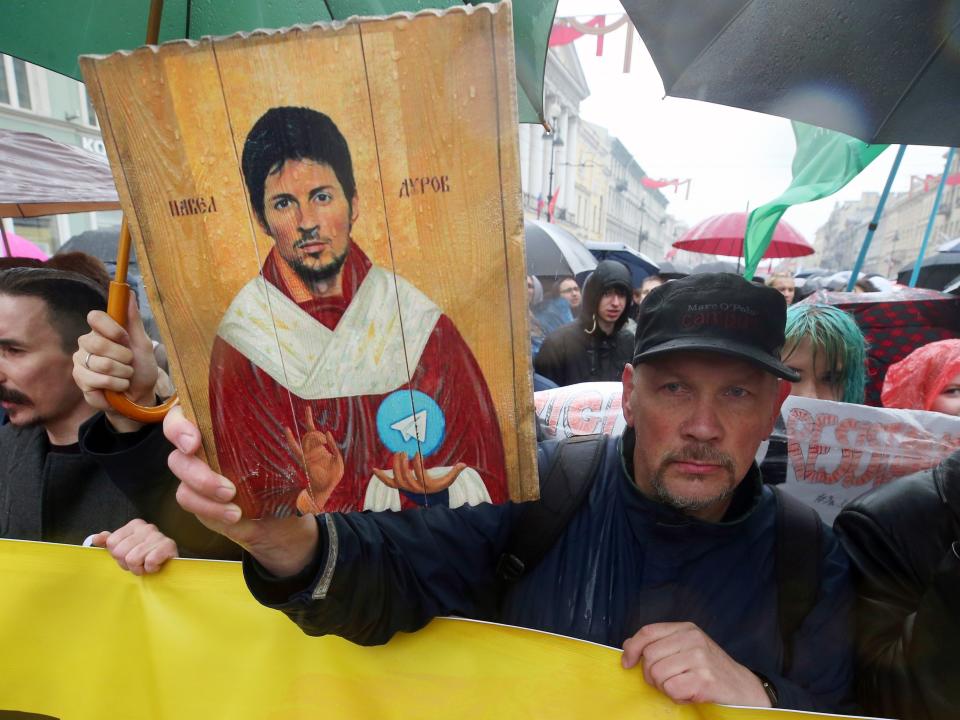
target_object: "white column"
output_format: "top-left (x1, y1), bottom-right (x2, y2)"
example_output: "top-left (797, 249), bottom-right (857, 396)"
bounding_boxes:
top-left (564, 115), bottom-right (579, 221)
top-left (518, 124), bottom-right (530, 196)
top-left (529, 124), bottom-right (545, 202)
top-left (555, 107), bottom-right (569, 215)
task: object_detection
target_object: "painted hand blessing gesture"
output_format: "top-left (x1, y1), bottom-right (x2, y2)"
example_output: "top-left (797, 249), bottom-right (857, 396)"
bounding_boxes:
top-left (284, 407), bottom-right (344, 514)
top-left (373, 452), bottom-right (466, 495)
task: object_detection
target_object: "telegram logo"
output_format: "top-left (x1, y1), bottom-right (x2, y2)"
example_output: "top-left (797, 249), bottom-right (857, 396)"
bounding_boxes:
top-left (376, 390), bottom-right (445, 459)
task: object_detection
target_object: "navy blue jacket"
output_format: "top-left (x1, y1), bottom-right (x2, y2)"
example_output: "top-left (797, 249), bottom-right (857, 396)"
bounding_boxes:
top-left (246, 435), bottom-right (853, 712)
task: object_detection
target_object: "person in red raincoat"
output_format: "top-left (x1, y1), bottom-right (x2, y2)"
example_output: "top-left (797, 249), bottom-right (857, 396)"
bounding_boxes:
top-left (881, 339), bottom-right (960, 416)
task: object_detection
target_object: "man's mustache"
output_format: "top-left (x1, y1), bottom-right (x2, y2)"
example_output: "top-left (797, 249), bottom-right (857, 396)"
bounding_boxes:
top-left (663, 445), bottom-right (735, 472)
top-left (293, 228), bottom-right (328, 250)
top-left (0, 385), bottom-right (31, 406)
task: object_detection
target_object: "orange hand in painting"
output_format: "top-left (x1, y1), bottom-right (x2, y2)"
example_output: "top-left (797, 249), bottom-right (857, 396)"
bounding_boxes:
top-left (372, 452), bottom-right (467, 495)
top-left (284, 407), bottom-right (344, 514)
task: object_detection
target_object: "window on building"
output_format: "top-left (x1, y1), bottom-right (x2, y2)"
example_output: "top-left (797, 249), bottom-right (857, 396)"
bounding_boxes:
top-left (80, 85), bottom-right (100, 127)
top-left (13, 59), bottom-right (30, 109)
top-left (0, 55), bottom-right (32, 110)
top-left (11, 216), bottom-right (56, 254)
top-left (0, 62), bottom-right (8, 105)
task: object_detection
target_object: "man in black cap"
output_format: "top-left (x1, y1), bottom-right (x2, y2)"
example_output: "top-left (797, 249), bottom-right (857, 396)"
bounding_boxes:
top-left (166, 273), bottom-right (852, 712)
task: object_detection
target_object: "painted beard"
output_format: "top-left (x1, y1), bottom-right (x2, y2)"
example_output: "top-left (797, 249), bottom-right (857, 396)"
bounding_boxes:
top-left (291, 247), bottom-right (349, 284)
top-left (289, 233), bottom-right (350, 285)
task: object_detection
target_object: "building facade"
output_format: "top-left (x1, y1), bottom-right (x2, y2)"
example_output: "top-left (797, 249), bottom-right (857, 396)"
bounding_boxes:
top-left (518, 43), bottom-right (590, 231)
top-left (605, 137), bottom-right (669, 260)
top-left (814, 192), bottom-right (882, 271)
top-left (1, 54), bottom-right (121, 253)
top-left (572, 119), bottom-right (610, 243)
top-left (814, 151), bottom-right (960, 278)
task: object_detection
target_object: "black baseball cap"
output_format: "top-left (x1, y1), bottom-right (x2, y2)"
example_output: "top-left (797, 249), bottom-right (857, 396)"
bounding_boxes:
top-left (632, 273), bottom-right (800, 382)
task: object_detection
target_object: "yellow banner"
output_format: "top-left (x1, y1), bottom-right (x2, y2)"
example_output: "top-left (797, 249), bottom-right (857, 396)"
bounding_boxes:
top-left (0, 540), bottom-right (862, 719)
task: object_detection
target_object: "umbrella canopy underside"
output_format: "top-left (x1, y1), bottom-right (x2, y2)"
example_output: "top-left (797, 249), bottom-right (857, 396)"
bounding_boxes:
top-left (1, 0), bottom-right (557, 125)
top-left (623, 0), bottom-right (960, 146)
top-left (0, 129), bottom-right (120, 218)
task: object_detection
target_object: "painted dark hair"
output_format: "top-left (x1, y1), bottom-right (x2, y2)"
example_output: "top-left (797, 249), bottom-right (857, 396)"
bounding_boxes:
top-left (241, 106), bottom-right (356, 228)
top-left (0, 267), bottom-right (107, 353)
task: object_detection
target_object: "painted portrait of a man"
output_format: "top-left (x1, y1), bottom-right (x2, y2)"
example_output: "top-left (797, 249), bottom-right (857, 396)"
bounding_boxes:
top-left (208, 106), bottom-right (507, 517)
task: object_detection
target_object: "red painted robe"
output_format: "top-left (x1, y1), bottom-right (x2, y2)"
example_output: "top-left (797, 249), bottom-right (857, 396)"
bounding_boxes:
top-left (208, 244), bottom-right (508, 518)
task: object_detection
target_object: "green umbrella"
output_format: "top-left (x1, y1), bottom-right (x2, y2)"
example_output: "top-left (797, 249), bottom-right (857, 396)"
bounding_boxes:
top-left (2, 0), bottom-right (554, 124)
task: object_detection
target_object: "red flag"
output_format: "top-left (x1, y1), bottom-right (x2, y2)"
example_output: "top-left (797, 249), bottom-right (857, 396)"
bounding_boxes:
top-left (547, 188), bottom-right (560, 221)
top-left (549, 16), bottom-right (605, 47)
top-left (641, 178), bottom-right (678, 189)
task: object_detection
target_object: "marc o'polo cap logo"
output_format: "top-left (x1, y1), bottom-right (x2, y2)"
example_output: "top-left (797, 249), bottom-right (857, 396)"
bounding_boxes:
top-left (680, 302), bottom-right (761, 331)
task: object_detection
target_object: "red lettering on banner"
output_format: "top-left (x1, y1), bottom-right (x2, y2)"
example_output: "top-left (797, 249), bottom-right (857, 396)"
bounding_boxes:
top-left (546, 388), bottom-right (574, 433)
top-left (806, 413), bottom-right (839, 482)
top-left (601, 394), bottom-right (623, 434)
top-left (834, 418), bottom-right (872, 486)
top-left (786, 408), bottom-right (815, 481)
top-left (786, 410), bottom-right (838, 483)
top-left (566, 391), bottom-right (603, 435)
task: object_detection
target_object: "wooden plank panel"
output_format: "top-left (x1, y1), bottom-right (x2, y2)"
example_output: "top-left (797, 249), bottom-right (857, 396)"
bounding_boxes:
top-left (491, 6), bottom-right (538, 501)
top-left (360, 6), bottom-right (534, 503)
top-left (207, 24), bottom-right (412, 513)
top-left (82, 42), bottom-right (265, 469)
top-left (81, 4), bottom-right (535, 517)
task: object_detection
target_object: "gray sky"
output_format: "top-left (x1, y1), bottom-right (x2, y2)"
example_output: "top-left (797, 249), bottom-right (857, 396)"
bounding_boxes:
top-left (555, 0), bottom-right (951, 251)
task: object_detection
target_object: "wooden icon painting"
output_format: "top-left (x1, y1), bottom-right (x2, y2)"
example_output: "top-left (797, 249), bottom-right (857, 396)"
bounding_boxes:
top-left (80, 4), bottom-right (535, 518)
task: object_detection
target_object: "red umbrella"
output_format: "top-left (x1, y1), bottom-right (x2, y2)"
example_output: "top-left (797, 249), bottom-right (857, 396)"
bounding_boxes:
top-left (673, 212), bottom-right (814, 258)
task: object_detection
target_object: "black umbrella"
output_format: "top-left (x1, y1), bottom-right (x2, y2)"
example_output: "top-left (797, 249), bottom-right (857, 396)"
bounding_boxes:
top-left (524, 219), bottom-right (597, 278)
top-left (897, 253), bottom-right (960, 291)
top-left (691, 260), bottom-right (741, 275)
top-left (623, 0), bottom-right (960, 146)
top-left (585, 241), bottom-right (659, 288)
top-left (944, 273), bottom-right (960, 295)
top-left (56, 228), bottom-right (161, 340)
top-left (794, 267), bottom-right (831, 279)
top-left (657, 260), bottom-right (692, 279)
top-left (57, 228), bottom-right (134, 265)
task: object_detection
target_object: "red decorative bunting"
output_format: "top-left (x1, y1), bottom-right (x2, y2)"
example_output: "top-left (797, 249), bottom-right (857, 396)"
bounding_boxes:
top-left (641, 177), bottom-right (692, 199)
top-left (549, 15), bottom-right (634, 67)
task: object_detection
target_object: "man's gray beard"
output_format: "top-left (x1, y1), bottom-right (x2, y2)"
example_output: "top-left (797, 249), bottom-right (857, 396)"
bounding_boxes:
top-left (649, 445), bottom-right (738, 512)
top-left (650, 471), bottom-right (738, 512)
top-left (290, 246), bottom-right (349, 285)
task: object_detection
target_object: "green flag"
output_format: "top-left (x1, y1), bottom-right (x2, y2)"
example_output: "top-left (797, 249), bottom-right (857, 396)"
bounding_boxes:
top-left (743, 122), bottom-right (888, 279)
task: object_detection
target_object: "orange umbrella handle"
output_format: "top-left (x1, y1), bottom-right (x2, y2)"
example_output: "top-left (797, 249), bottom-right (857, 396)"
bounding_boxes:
top-left (105, 277), bottom-right (177, 424)
top-left (102, 0), bottom-right (173, 424)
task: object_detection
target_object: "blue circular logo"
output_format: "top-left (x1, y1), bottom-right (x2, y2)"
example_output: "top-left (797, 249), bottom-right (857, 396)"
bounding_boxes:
top-left (376, 390), bottom-right (445, 459)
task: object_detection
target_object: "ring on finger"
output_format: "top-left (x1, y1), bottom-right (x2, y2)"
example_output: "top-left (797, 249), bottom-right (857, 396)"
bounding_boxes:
top-left (83, 351), bottom-right (94, 369)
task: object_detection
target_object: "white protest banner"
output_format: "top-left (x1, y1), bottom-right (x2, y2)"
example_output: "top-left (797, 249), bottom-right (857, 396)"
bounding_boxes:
top-left (774, 396), bottom-right (960, 523)
top-left (534, 382), bottom-right (625, 440)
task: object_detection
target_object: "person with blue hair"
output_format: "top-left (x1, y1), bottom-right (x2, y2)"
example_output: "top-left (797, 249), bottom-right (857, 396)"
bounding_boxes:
top-left (783, 304), bottom-right (867, 404)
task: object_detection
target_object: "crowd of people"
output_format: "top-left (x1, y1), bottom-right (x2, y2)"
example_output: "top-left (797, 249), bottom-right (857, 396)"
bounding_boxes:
top-left (3, 227), bottom-right (959, 715)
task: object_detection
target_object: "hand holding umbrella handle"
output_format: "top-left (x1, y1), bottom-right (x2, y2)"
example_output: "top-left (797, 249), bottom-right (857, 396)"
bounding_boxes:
top-left (102, 1), bottom-right (174, 423)
top-left (104, 221), bottom-right (177, 423)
